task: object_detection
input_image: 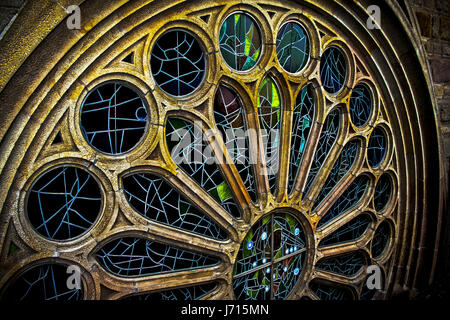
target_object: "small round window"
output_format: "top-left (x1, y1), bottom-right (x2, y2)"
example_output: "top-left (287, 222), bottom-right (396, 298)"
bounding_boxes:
top-left (80, 81), bottom-right (149, 155)
top-left (320, 46), bottom-right (347, 94)
top-left (219, 12), bottom-right (262, 72)
top-left (151, 29), bottom-right (206, 97)
top-left (26, 166), bottom-right (102, 241)
top-left (350, 83), bottom-right (373, 127)
top-left (276, 21), bottom-right (310, 73)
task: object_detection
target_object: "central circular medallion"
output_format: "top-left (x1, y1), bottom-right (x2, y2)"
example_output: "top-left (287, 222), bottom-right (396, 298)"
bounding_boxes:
top-left (233, 212), bottom-right (307, 300)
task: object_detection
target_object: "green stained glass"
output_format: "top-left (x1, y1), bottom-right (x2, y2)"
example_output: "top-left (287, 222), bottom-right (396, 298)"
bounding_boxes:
top-left (276, 21), bottom-right (310, 73)
top-left (217, 182), bottom-right (233, 201)
top-left (233, 213), bottom-right (307, 300)
top-left (219, 13), bottom-right (262, 71)
top-left (258, 77), bottom-right (282, 194)
top-left (166, 117), bottom-right (240, 217)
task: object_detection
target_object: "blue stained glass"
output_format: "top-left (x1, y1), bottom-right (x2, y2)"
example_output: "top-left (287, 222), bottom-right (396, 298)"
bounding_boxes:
top-left (96, 237), bottom-right (218, 277)
top-left (318, 175), bottom-right (370, 227)
top-left (289, 85), bottom-right (315, 193)
top-left (214, 85), bottom-right (257, 202)
top-left (122, 172), bottom-right (227, 240)
top-left (233, 213), bottom-right (306, 300)
top-left (319, 214), bottom-right (372, 247)
top-left (312, 140), bottom-right (360, 211)
top-left (219, 13), bottom-right (262, 71)
top-left (303, 109), bottom-right (340, 196)
top-left (122, 283), bottom-right (217, 301)
top-left (371, 221), bottom-right (391, 258)
top-left (350, 83), bottom-right (373, 127)
top-left (80, 82), bottom-right (148, 155)
top-left (320, 46), bottom-right (347, 94)
top-left (309, 280), bottom-right (354, 300)
top-left (368, 127), bottom-right (387, 168)
top-left (316, 251), bottom-right (366, 277)
top-left (276, 21), bottom-right (310, 73)
top-left (166, 117), bottom-right (240, 217)
top-left (27, 166), bottom-right (102, 241)
top-left (258, 77), bottom-right (282, 194)
top-left (151, 30), bottom-right (205, 96)
top-left (2, 264), bottom-right (83, 301)
top-left (374, 174), bottom-right (392, 212)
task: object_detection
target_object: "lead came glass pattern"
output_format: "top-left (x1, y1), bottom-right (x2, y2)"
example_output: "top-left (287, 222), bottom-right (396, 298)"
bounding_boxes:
top-left (320, 46), bottom-right (347, 94)
top-left (122, 173), bottom-right (227, 240)
top-left (166, 117), bottom-right (240, 217)
top-left (233, 213), bottom-right (306, 300)
top-left (303, 109), bottom-right (340, 196)
top-left (258, 77), bottom-right (282, 194)
top-left (350, 83), bottom-right (373, 127)
top-left (371, 221), bottom-right (391, 259)
top-left (2, 264), bottom-right (83, 301)
top-left (123, 283), bottom-right (217, 301)
top-left (309, 281), bottom-right (353, 300)
top-left (316, 252), bottom-right (366, 277)
top-left (80, 82), bottom-right (148, 155)
top-left (214, 85), bottom-right (257, 202)
top-left (374, 174), bottom-right (392, 212)
top-left (319, 214), bottom-right (372, 247)
top-left (27, 166), bottom-right (102, 241)
top-left (96, 237), bottom-right (219, 277)
top-left (317, 175), bottom-right (370, 227)
top-left (151, 30), bottom-right (205, 97)
top-left (276, 21), bottom-right (310, 73)
top-left (7, 7), bottom-right (399, 302)
top-left (368, 127), bottom-right (387, 168)
top-left (312, 140), bottom-right (360, 211)
top-left (219, 13), bottom-right (262, 71)
top-left (289, 85), bottom-right (315, 193)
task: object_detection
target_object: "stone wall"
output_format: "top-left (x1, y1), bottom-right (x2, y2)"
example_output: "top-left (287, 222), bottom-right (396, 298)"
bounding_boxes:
top-left (409, 0), bottom-right (450, 298)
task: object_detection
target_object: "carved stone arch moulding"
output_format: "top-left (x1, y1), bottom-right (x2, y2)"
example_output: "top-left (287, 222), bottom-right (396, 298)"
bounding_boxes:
top-left (0, 0), bottom-right (446, 300)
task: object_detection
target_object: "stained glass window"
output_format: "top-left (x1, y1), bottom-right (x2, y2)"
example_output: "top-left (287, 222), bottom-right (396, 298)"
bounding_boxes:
top-left (350, 83), bottom-right (373, 127)
top-left (317, 175), bottom-right (370, 227)
top-left (371, 221), bottom-right (391, 259)
top-left (312, 139), bottom-right (360, 211)
top-left (151, 30), bottom-right (205, 96)
top-left (320, 46), bottom-right (347, 94)
top-left (80, 81), bottom-right (148, 155)
top-left (214, 85), bottom-right (257, 202)
top-left (258, 77), bottom-right (282, 194)
top-left (219, 12), bottom-right (262, 71)
top-left (122, 172), bottom-right (227, 240)
top-left (316, 251), bottom-right (366, 277)
top-left (2, 264), bottom-right (83, 301)
top-left (233, 213), bottom-right (306, 300)
top-left (374, 174), bottom-right (393, 212)
top-left (319, 214), bottom-right (372, 247)
top-left (166, 117), bottom-right (240, 217)
top-left (289, 85), bottom-right (315, 193)
top-left (303, 109), bottom-right (340, 196)
top-left (27, 166), bottom-right (102, 241)
top-left (276, 21), bottom-right (310, 73)
top-left (309, 280), bottom-right (354, 300)
top-left (2, 3), bottom-right (399, 302)
top-left (368, 126), bottom-right (388, 168)
top-left (96, 237), bottom-right (219, 277)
